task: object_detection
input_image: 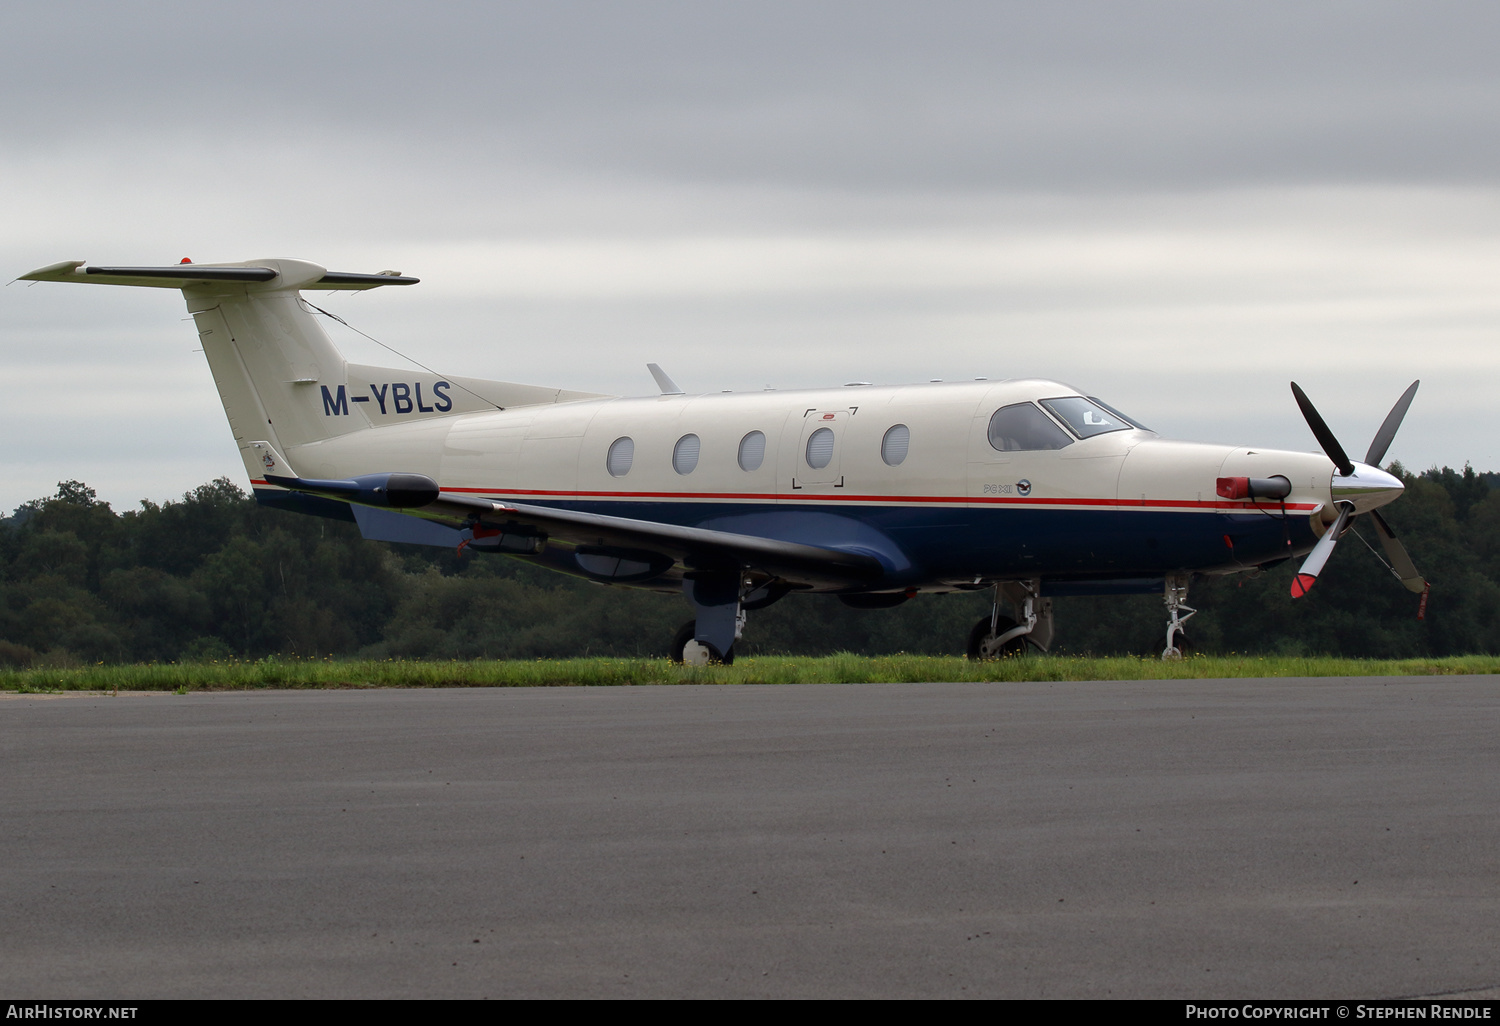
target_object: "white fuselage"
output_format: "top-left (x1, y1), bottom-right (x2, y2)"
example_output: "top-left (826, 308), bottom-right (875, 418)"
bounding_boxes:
top-left (272, 377), bottom-right (1339, 590)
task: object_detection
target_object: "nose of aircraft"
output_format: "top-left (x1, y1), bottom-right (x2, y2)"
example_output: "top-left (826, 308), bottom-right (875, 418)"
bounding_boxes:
top-left (1331, 462), bottom-right (1405, 514)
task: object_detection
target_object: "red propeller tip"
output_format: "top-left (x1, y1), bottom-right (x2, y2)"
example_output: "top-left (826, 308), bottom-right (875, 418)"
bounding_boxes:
top-left (1290, 573), bottom-right (1317, 598)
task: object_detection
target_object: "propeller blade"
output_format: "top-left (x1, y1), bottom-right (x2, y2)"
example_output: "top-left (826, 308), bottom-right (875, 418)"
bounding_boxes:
top-left (1369, 509), bottom-right (1428, 594)
top-left (1291, 383), bottom-right (1355, 476)
top-left (1291, 505), bottom-right (1351, 598)
top-left (1365, 380), bottom-right (1420, 467)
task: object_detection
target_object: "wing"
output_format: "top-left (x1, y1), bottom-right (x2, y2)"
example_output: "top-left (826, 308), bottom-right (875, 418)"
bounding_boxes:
top-left (261, 469), bottom-right (885, 589)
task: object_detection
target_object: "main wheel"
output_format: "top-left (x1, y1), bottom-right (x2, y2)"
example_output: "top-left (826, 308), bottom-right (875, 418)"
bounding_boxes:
top-left (670, 620), bottom-right (734, 666)
top-left (966, 615), bottom-right (1031, 660)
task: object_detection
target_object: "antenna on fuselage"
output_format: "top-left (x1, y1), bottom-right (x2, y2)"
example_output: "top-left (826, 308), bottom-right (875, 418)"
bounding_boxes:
top-left (647, 363), bottom-right (684, 396)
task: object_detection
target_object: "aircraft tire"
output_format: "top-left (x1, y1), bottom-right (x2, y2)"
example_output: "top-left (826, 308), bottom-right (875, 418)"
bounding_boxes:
top-left (966, 615), bottom-right (1031, 660)
top-left (1144, 633), bottom-right (1192, 658)
top-left (1167, 633), bottom-right (1193, 658)
top-left (670, 620), bottom-right (735, 666)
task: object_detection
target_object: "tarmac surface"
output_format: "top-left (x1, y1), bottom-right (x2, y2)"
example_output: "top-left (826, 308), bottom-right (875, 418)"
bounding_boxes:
top-left (3, 678), bottom-right (1499, 999)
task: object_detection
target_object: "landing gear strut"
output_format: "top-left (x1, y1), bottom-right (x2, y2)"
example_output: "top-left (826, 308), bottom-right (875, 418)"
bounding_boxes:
top-left (672, 574), bottom-right (760, 665)
top-left (1161, 573), bottom-right (1196, 660)
top-left (967, 580), bottom-right (1054, 660)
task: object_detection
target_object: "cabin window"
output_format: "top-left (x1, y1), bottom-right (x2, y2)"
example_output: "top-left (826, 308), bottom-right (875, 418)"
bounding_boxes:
top-left (738, 431), bottom-right (766, 471)
top-left (881, 424), bottom-right (910, 466)
top-left (673, 433), bottom-right (700, 475)
top-left (1039, 396), bottom-right (1134, 439)
top-left (607, 436), bottom-right (634, 477)
top-left (806, 427), bottom-right (836, 469)
top-left (987, 403), bottom-right (1073, 452)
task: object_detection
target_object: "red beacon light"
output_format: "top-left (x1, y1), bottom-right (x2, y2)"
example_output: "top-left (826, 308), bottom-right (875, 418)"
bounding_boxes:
top-left (1216, 475), bottom-right (1292, 501)
top-left (1216, 476), bottom-right (1251, 500)
top-left (180, 257), bottom-right (192, 264)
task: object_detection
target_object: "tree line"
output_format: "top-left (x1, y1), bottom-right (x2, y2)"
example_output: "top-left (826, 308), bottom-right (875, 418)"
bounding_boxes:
top-left (0, 465), bottom-right (1495, 666)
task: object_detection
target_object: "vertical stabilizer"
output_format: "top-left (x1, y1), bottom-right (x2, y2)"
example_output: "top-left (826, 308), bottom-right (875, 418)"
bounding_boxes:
top-left (17, 256), bottom-right (612, 488)
top-left (180, 260), bottom-right (359, 482)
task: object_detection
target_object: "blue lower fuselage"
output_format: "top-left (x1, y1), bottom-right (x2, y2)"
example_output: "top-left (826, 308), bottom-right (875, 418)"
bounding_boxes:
top-left (258, 488), bottom-right (1318, 592)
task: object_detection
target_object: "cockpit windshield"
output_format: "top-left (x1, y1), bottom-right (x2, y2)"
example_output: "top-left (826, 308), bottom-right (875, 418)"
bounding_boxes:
top-left (1087, 398), bottom-right (1149, 432)
top-left (1039, 396), bottom-right (1147, 438)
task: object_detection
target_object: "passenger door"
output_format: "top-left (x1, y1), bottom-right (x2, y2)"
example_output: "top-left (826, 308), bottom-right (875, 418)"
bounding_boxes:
top-left (792, 409), bottom-right (849, 491)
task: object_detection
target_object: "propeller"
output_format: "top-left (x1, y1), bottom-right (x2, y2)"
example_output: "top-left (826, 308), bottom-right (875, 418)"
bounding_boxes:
top-left (1365, 380), bottom-right (1420, 468)
top-left (1369, 509), bottom-right (1429, 594)
top-left (1290, 504), bottom-right (1350, 598)
top-left (1290, 382), bottom-right (1355, 477)
top-left (1287, 381), bottom-right (1426, 599)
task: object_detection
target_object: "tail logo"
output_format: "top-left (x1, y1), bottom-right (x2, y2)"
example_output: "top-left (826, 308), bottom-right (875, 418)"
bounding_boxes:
top-left (262, 452), bottom-right (276, 470)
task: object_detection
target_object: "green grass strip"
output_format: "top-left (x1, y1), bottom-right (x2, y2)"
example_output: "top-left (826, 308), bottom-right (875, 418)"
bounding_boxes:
top-left (4, 653), bottom-right (1500, 692)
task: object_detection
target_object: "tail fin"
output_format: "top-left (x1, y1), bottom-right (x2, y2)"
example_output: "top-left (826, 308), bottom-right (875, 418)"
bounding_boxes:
top-left (19, 257), bottom-right (605, 484)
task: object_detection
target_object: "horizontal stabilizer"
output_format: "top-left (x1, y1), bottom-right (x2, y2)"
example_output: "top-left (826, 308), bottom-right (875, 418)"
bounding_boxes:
top-left (91, 265), bottom-right (278, 283)
top-left (18, 260), bottom-right (419, 290)
top-left (313, 271), bottom-right (421, 288)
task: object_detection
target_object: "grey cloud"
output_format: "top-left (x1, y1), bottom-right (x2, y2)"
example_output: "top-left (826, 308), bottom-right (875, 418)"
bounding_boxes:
top-left (5, 2), bottom-right (1500, 190)
top-left (3, 3), bottom-right (1497, 511)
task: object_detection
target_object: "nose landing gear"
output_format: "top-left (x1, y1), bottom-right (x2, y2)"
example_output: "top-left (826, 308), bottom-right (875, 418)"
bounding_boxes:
top-left (1161, 573), bottom-right (1196, 660)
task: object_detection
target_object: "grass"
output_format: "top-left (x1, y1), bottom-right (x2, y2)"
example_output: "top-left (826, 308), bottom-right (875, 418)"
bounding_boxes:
top-left (3, 653), bottom-right (1500, 692)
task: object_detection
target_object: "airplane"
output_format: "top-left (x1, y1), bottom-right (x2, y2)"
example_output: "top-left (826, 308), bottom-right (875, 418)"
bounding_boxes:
top-left (16, 257), bottom-right (1428, 663)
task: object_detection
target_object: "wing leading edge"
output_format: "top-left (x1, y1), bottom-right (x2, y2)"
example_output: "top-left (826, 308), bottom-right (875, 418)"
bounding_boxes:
top-left (261, 471), bottom-right (885, 589)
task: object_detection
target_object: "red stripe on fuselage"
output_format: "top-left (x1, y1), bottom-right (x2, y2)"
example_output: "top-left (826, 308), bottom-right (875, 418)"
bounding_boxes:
top-left (251, 479), bottom-right (1315, 512)
top-left (437, 486), bottom-right (1316, 512)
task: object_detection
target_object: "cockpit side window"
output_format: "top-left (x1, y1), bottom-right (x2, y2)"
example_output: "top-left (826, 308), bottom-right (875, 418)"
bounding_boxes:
top-left (1039, 396), bottom-right (1135, 439)
top-left (987, 403), bottom-right (1074, 452)
top-left (1087, 397), bottom-right (1150, 433)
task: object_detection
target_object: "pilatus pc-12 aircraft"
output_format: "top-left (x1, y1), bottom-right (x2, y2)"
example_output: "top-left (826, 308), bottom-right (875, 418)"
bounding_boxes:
top-left (19, 257), bottom-right (1427, 661)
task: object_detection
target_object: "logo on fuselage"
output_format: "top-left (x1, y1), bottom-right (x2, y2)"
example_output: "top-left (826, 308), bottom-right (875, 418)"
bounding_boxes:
top-left (1017, 479), bottom-right (1032, 496)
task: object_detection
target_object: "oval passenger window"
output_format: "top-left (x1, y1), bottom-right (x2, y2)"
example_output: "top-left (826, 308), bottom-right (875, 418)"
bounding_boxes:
top-left (806, 427), bottom-right (835, 469)
top-left (606, 436), bottom-right (634, 477)
top-left (673, 434), bottom-right (700, 475)
top-left (881, 424), bottom-right (910, 466)
top-left (738, 431), bottom-right (766, 471)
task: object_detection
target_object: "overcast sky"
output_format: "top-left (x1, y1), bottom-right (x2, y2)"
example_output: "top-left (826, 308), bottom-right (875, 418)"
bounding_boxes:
top-left (4, 2), bottom-right (1498, 512)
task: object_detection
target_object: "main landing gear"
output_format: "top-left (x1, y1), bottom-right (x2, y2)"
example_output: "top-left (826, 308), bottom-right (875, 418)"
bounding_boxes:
top-left (670, 576), bottom-right (787, 666)
top-left (671, 616), bottom-right (742, 666)
top-left (967, 580), bottom-right (1054, 660)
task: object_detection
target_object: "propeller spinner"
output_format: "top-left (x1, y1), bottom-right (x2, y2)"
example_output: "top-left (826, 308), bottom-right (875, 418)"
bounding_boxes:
top-left (1288, 381), bottom-right (1427, 598)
